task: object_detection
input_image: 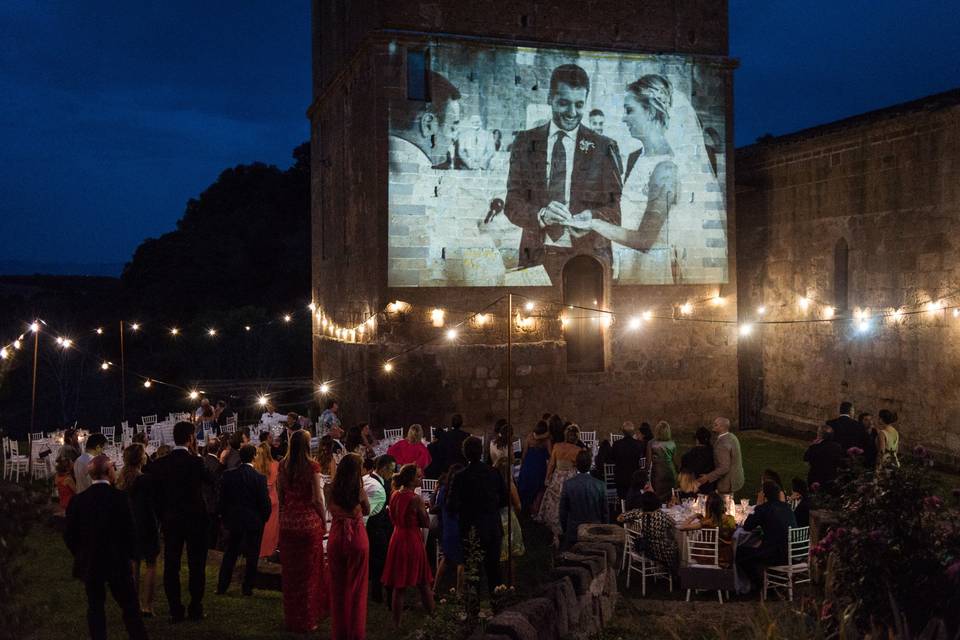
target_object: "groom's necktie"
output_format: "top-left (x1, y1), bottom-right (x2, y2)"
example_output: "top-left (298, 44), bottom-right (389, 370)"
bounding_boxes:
top-left (548, 131), bottom-right (567, 204)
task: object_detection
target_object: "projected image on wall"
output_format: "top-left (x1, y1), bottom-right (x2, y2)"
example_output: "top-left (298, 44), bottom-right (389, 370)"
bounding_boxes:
top-left (388, 44), bottom-right (728, 287)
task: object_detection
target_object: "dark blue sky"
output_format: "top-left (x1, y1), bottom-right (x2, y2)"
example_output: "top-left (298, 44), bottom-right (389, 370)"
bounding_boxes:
top-left (1, 1), bottom-right (957, 271)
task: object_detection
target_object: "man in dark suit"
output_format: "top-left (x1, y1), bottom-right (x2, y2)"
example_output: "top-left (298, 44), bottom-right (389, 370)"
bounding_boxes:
top-left (736, 482), bottom-right (798, 591)
top-left (559, 450), bottom-right (607, 548)
top-left (804, 425), bottom-right (844, 488)
top-left (610, 421), bottom-right (646, 499)
top-left (146, 421), bottom-right (209, 623)
top-left (216, 444), bottom-right (271, 596)
top-left (64, 455), bottom-right (148, 640)
top-left (449, 436), bottom-right (508, 594)
top-left (826, 401), bottom-right (868, 454)
top-left (436, 413), bottom-right (470, 474)
top-left (201, 437), bottom-right (225, 549)
top-left (505, 63), bottom-right (622, 270)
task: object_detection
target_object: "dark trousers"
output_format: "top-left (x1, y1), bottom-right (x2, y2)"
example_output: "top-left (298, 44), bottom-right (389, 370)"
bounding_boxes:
top-left (217, 523), bottom-right (263, 594)
top-left (162, 520), bottom-right (208, 619)
top-left (367, 519), bottom-right (392, 604)
top-left (463, 522), bottom-right (502, 595)
top-left (736, 545), bottom-right (782, 591)
top-left (85, 571), bottom-right (148, 640)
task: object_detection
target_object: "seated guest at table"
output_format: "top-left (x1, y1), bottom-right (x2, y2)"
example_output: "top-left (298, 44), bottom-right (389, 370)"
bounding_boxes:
top-left (679, 492), bottom-right (736, 566)
top-left (790, 478), bottom-right (811, 528)
top-left (74, 433), bottom-right (107, 494)
top-left (254, 442), bottom-right (280, 560)
top-left (65, 454), bottom-right (148, 640)
top-left (118, 444), bottom-right (160, 618)
top-left (736, 481), bottom-right (797, 591)
top-left (344, 425), bottom-right (366, 457)
top-left (517, 420), bottom-right (551, 514)
top-left (623, 469), bottom-right (653, 511)
top-left (449, 436), bottom-right (508, 595)
top-left (537, 424), bottom-right (584, 541)
top-left (648, 421), bottom-right (678, 503)
top-left (146, 421), bottom-right (209, 623)
top-left (365, 454), bottom-right (397, 605)
top-left (559, 450), bottom-right (607, 549)
top-left (387, 424), bottom-right (432, 471)
top-left (804, 425), bottom-right (843, 489)
top-left (58, 427), bottom-right (82, 465)
top-left (54, 456), bottom-right (77, 515)
top-left (620, 491), bottom-right (678, 571)
top-left (383, 464), bottom-right (436, 628)
top-left (680, 427), bottom-right (715, 494)
top-left (360, 422), bottom-right (379, 454)
top-left (432, 463), bottom-right (465, 594)
top-left (329, 424), bottom-right (346, 455)
top-left (217, 444), bottom-right (271, 596)
top-left (611, 421), bottom-right (645, 499)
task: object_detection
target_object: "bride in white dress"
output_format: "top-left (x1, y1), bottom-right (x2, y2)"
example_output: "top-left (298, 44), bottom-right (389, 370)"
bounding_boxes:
top-left (589, 74), bottom-right (725, 285)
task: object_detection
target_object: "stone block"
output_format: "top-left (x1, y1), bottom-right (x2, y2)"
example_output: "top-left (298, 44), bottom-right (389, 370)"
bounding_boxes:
top-left (506, 598), bottom-right (558, 640)
top-left (548, 566), bottom-right (591, 595)
top-left (485, 611), bottom-right (538, 640)
top-left (534, 578), bottom-right (578, 634)
top-left (571, 541), bottom-right (619, 570)
top-left (558, 552), bottom-right (604, 579)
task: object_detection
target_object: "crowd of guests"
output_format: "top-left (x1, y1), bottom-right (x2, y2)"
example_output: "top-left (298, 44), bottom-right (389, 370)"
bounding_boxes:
top-left (52, 396), bottom-right (904, 638)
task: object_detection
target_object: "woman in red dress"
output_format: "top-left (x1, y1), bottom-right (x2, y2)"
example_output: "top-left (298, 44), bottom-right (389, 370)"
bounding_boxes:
top-left (386, 424), bottom-right (431, 471)
top-left (325, 453), bottom-right (371, 640)
top-left (254, 442), bottom-right (280, 558)
top-left (382, 464), bottom-right (436, 628)
top-left (278, 430), bottom-right (330, 633)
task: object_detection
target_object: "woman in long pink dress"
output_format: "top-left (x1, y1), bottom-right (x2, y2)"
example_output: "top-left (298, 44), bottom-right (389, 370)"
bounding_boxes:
top-left (325, 453), bottom-right (371, 640)
top-left (278, 430), bottom-right (329, 633)
top-left (386, 424), bottom-right (431, 471)
top-left (382, 464), bottom-right (435, 628)
top-left (254, 442), bottom-right (280, 558)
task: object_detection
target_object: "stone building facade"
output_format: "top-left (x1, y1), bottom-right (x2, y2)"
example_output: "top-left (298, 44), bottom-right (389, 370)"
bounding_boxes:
top-left (736, 89), bottom-right (960, 464)
top-left (309, 1), bottom-right (739, 436)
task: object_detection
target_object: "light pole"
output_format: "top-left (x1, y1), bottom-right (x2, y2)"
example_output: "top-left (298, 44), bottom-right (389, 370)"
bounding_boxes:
top-left (29, 323), bottom-right (39, 432)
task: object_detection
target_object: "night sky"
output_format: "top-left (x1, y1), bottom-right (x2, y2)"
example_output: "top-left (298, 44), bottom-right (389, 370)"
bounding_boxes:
top-left (1, 1), bottom-right (957, 272)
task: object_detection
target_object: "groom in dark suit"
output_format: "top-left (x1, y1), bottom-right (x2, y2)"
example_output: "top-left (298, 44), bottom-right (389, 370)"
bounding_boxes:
top-left (505, 63), bottom-right (622, 269)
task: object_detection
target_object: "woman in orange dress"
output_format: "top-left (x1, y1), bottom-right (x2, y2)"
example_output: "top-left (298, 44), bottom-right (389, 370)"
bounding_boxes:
top-left (278, 430), bottom-right (329, 633)
top-left (253, 442), bottom-right (280, 558)
top-left (382, 464), bottom-right (435, 628)
top-left (325, 453), bottom-right (371, 640)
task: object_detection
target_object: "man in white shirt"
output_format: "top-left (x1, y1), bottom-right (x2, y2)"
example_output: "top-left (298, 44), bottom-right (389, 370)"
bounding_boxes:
top-left (74, 433), bottom-right (107, 494)
top-left (365, 455), bottom-right (397, 604)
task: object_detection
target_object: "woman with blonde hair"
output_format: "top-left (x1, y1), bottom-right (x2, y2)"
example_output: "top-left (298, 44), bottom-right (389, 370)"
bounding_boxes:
top-left (386, 423), bottom-right (432, 471)
top-left (648, 420), bottom-right (678, 503)
top-left (536, 424), bottom-right (583, 542)
top-left (253, 442), bottom-right (280, 559)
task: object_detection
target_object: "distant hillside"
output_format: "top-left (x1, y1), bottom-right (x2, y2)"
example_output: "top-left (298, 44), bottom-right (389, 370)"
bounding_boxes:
top-left (0, 260), bottom-right (125, 277)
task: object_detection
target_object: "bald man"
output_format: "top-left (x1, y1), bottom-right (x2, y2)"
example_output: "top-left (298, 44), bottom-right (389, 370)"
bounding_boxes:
top-left (696, 417), bottom-right (744, 496)
top-left (65, 455), bottom-right (147, 640)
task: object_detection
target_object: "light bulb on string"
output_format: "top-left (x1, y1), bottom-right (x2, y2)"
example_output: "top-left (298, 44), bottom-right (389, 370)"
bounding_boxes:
top-left (628, 316), bottom-right (642, 330)
top-left (679, 303), bottom-right (693, 315)
top-left (55, 337), bottom-right (64, 345)
top-left (308, 302), bottom-right (316, 311)
top-left (711, 294), bottom-right (725, 306)
top-left (188, 390), bottom-right (199, 400)
top-left (524, 301), bottom-right (535, 312)
top-left (257, 395), bottom-right (269, 407)
top-left (383, 362), bottom-right (394, 373)
top-left (207, 328), bottom-right (217, 337)
top-left (953, 308), bottom-right (960, 318)
top-left (431, 308), bottom-right (445, 327)
top-left (642, 310), bottom-right (653, 321)
top-left (100, 361), bottom-right (109, 370)
top-left (927, 300), bottom-right (943, 314)
top-left (143, 379), bottom-right (152, 388)
top-left (318, 383), bottom-right (330, 395)
top-left (170, 327), bottom-right (180, 336)
top-left (823, 307), bottom-right (835, 319)
top-left (0, 348), bottom-right (8, 360)
top-left (95, 327), bottom-right (103, 335)
top-left (283, 314), bottom-right (292, 323)
top-left (13, 340), bottom-right (21, 350)
top-left (798, 297), bottom-right (810, 311)
top-left (757, 306), bottom-right (766, 316)
top-left (244, 325), bottom-right (251, 332)
top-left (445, 328), bottom-right (458, 341)
top-left (130, 323), bottom-right (140, 331)
top-left (30, 322), bottom-right (40, 333)
top-left (739, 323), bottom-right (753, 337)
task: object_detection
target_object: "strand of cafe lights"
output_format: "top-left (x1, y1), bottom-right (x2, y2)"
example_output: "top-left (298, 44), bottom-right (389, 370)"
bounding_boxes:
top-left (3, 288), bottom-right (960, 406)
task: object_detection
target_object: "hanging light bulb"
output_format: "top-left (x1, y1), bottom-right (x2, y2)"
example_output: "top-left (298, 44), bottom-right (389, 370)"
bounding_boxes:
top-left (798, 297), bottom-right (810, 311)
top-left (739, 323), bottom-right (753, 336)
top-left (823, 307), bottom-right (835, 319)
top-left (143, 379), bottom-right (152, 388)
top-left (524, 301), bottom-right (535, 312)
top-left (207, 328), bottom-right (217, 337)
top-left (244, 325), bottom-right (251, 332)
top-left (680, 303), bottom-right (693, 315)
top-left (55, 336), bottom-right (64, 345)
top-left (13, 339), bottom-right (21, 350)
top-left (711, 294), bottom-right (725, 306)
top-left (318, 383), bottom-right (330, 395)
top-left (431, 308), bottom-right (445, 327)
top-left (642, 310), bottom-right (653, 321)
top-left (130, 323), bottom-right (140, 331)
top-left (0, 348), bottom-right (8, 360)
top-left (170, 327), bottom-right (180, 336)
top-left (628, 316), bottom-right (642, 330)
top-left (283, 314), bottom-right (292, 323)
top-left (756, 306), bottom-right (766, 316)
top-left (308, 302), bottom-right (316, 311)
top-left (445, 328), bottom-right (458, 341)
top-left (30, 322), bottom-right (40, 333)
top-left (95, 327), bottom-right (104, 335)
top-left (100, 361), bottom-right (109, 370)
top-left (257, 395), bottom-right (269, 407)
top-left (383, 362), bottom-right (394, 373)
top-left (188, 390), bottom-right (199, 400)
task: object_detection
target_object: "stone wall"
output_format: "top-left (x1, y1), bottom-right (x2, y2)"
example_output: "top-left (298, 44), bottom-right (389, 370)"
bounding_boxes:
top-left (736, 90), bottom-right (960, 464)
top-left (310, 1), bottom-right (739, 439)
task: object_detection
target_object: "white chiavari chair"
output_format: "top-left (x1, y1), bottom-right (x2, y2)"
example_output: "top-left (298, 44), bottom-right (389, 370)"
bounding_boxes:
top-left (4, 438), bottom-right (30, 482)
top-left (142, 415), bottom-right (158, 426)
top-left (101, 425), bottom-right (116, 445)
top-left (384, 428), bottom-right (403, 441)
top-left (683, 528), bottom-right (724, 603)
top-left (763, 526), bottom-right (811, 602)
top-left (610, 433), bottom-right (624, 443)
top-left (623, 520), bottom-right (673, 596)
top-left (603, 463), bottom-right (618, 512)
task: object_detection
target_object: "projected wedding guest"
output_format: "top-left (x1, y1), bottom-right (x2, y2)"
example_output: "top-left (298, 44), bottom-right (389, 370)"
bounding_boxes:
top-left (588, 108), bottom-right (605, 135)
top-left (589, 73), bottom-right (723, 285)
top-left (504, 64), bottom-right (622, 270)
top-left (65, 455), bottom-right (148, 640)
top-left (388, 70), bottom-right (462, 170)
top-left (459, 114), bottom-right (495, 169)
top-left (492, 129), bottom-right (503, 152)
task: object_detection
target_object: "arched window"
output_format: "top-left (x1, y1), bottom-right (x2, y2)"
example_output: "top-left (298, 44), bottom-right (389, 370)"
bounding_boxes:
top-left (834, 238), bottom-right (849, 314)
top-left (562, 256), bottom-right (605, 372)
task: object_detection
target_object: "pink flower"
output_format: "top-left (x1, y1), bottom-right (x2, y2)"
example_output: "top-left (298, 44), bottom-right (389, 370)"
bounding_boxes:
top-left (819, 600), bottom-right (834, 621)
top-left (923, 496), bottom-right (943, 511)
top-left (847, 447), bottom-right (864, 456)
top-left (810, 482), bottom-right (821, 492)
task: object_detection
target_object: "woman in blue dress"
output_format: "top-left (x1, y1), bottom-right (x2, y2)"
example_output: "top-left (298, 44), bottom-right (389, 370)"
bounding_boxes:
top-left (432, 464), bottom-right (464, 594)
top-left (517, 421), bottom-right (552, 514)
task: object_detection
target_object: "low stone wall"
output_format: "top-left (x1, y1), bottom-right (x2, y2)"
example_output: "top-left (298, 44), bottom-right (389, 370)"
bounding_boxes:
top-left (475, 524), bottom-right (624, 640)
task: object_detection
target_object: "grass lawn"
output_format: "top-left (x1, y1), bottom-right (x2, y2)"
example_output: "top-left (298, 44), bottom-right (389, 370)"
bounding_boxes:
top-left (9, 431), bottom-right (955, 639)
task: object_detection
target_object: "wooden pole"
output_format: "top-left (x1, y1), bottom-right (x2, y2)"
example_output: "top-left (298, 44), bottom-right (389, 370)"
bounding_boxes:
top-left (30, 328), bottom-right (39, 432)
top-left (119, 320), bottom-right (126, 420)
top-left (506, 293), bottom-right (513, 587)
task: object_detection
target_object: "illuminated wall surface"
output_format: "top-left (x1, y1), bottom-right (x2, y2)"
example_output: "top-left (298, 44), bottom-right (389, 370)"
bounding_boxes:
top-left (388, 43), bottom-right (729, 287)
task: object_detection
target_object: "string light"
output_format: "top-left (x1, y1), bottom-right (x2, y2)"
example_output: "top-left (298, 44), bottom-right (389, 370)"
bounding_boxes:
top-left (207, 328), bottom-right (217, 337)
top-left (642, 310), bottom-right (653, 321)
top-left (445, 328), bottom-right (458, 341)
top-left (283, 314), bottom-right (292, 323)
top-left (431, 308), bottom-right (445, 327)
top-left (383, 362), bottom-right (394, 373)
top-left (130, 323), bottom-right (140, 331)
top-left (823, 307), bottom-right (835, 319)
top-left (143, 379), bottom-right (152, 388)
top-left (13, 339), bottom-right (21, 350)
top-left (560, 315), bottom-right (570, 328)
top-left (475, 313), bottom-right (489, 327)
top-left (307, 302), bottom-right (316, 311)
top-left (628, 316), bottom-right (642, 330)
top-left (170, 327), bottom-right (180, 336)
top-left (188, 390), bottom-right (199, 400)
top-left (95, 327), bottom-right (103, 335)
top-left (891, 308), bottom-right (904, 322)
top-left (257, 395), bottom-right (269, 407)
top-left (524, 301), bottom-right (535, 312)
top-left (798, 297), bottom-right (810, 311)
top-left (600, 314), bottom-right (612, 328)
top-left (318, 383), bottom-right (330, 395)
top-left (711, 294), bottom-right (725, 306)
top-left (757, 306), bottom-right (766, 316)
top-left (739, 323), bottom-right (753, 336)
top-left (245, 325), bottom-right (251, 331)
top-left (926, 300), bottom-right (943, 314)
top-left (953, 309), bottom-right (960, 318)
top-left (680, 303), bottom-right (693, 315)
top-left (29, 322), bottom-right (40, 333)
top-left (857, 319), bottom-right (871, 333)
top-left (100, 361), bottom-right (109, 370)
top-left (0, 348), bottom-right (8, 360)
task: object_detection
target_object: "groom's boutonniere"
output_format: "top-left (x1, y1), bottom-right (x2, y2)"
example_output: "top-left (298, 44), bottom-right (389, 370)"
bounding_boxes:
top-left (578, 139), bottom-right (595, 153)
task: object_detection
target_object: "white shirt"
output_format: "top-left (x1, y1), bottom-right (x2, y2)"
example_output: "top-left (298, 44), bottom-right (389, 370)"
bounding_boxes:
top-left (173, 445), bottom-right (190, 452)
top-left (363, 473), bottom-right (388, 523)
top-left (546, 121), bottom-right (579, 205)
top-left (91, 479), bottom-right (111, 486)
top-left (74, 452), bottom-right (94, 494)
